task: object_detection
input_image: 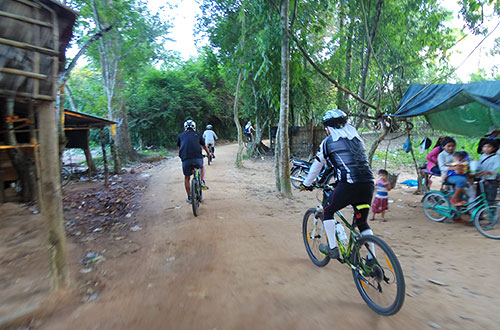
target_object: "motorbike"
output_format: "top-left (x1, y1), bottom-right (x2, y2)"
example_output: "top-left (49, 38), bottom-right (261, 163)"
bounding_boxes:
top-left (290, 158), bottom-right (335, 189)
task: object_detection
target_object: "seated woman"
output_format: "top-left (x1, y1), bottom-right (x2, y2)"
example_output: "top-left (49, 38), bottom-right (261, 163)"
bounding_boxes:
top-left (438, 137), bottom-right (469, 205)
top-left (423, 136), bottom-right (445, 188)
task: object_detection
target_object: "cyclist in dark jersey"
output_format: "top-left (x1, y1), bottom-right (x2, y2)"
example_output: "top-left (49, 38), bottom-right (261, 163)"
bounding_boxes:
top-left (177, 120), bottom-right (212, 203)
top-left (300, 109), bottom-right (375, 259)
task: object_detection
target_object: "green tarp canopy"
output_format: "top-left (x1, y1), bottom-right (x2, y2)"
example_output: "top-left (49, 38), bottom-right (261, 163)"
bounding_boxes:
top-left (393, 81), bottom-right (500, 137)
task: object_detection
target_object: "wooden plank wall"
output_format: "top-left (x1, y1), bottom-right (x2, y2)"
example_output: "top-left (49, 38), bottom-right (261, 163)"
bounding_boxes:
top-left (289, 126), bottom-right (325, 159)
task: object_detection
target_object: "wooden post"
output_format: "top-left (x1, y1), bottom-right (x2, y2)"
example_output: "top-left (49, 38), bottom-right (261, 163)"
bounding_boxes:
top-left (37, 101), bottom-right (68, 289)
top-left (0, 167), bottom-right (4, 203)
top-left (28, 100), bottom-right (42, 204)
top-left (100, 128), bottom-right (109, 186)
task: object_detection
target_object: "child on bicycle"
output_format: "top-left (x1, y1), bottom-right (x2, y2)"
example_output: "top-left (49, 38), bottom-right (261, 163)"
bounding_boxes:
top-left (371, 169), bottom-right (392, 221)
top-left (439, 137), bottom-right (469, 206)
top-left (423, 136), bottom-right (446, 189)
top-left (476, 140), bottom-right (500, 204)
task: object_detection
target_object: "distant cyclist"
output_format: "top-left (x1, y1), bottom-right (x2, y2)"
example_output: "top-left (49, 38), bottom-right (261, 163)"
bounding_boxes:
top-left (203, 124), bottom-right (218, 158)
top-left (300, 109), bottom-right (376, 260)
top-left (177, 120), bottom-right (212, 204)
top-left (244, 121), bottom-right (254, 142)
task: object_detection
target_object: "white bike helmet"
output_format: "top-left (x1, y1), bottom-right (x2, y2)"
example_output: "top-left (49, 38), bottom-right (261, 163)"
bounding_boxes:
top-left (322, 109), bottom-right (347, 128)
top-left (206, 124), bottom-right (213, 130)
top-left (184, 119), bottom-right (196, 131)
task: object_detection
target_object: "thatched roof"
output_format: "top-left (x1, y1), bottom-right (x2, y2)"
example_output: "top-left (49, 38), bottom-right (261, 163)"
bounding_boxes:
top-left (0, 0), bottom-right (77, 100)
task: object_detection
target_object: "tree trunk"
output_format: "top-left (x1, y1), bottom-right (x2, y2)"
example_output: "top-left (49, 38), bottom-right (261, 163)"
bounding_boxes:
top-left (336, 2), bottom-right (346, 111)
top-left (233, 6), bottom-right (246, 167)
top-left (109, 125), bottom-right (121, 174)
top-left (278, 0), bottom-right (292, 197)
top-left (233, 71), bottom-right (244, 168)
top-left (405, 124), bottom-right (425, 194)
top-left (343, 3), bottom-right (355, 111)
top-left (247, 81), bottom-right (269, 156)
top-left (37, 101), bottom-right (69, 289)
top-left (65, 85), bottom-right (78, 112)
top-left (368, 123), bottom-right (389, 166)
top-left (358, 0), bottom-right (384, 124)
top-left (274, 126), bottom-right (280, 191)
top-left (92, 0), bottom-right (123, 173)
top-left (100, 128), bottom-right (109, 186)
top-left (83, 130), bottom-right (97, 175)
top-left (116, 98), bottom-right (139, 162)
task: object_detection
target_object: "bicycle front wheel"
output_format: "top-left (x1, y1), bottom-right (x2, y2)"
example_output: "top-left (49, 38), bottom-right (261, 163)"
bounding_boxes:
top-left (290, 168), bottom-right (307, 189)
top-left (474, 204), bottom-right (500, 239)
top-left (302, 208), bottom-right (330, 267)
top-left (422, 192), bottom-right (450, 222)
top-left (351, 235), bottom-right (405, 316)
top-left (191, 177), bottom-right (199, 216)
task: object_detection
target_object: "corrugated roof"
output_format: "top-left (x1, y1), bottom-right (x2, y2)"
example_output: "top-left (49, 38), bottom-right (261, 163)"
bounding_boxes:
top-left (64, 109), bottom-right (116, 129)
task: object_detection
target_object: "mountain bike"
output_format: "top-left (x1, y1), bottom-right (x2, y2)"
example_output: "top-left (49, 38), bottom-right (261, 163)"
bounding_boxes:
top-left (190, 167), bottom-right (203, 216)
top-left (302, 183), bottom-right (405, 316)
top-left (207, 144), bottom-right (214, 165)
top-left (290, 160), bottom-right (335, 189)
top-left (422, 179), bottom-right (500, 239)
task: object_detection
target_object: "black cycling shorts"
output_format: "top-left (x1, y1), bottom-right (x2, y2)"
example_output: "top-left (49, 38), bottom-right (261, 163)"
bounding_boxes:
top-left (182, 158), bottom-right (203, 176)
top-left (323, 181), bottom-right (374, 231)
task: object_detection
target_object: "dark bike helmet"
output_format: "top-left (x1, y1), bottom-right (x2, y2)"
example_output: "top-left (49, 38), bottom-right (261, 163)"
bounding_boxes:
top-left (184, 119), bottom-right (196, 131)
top-left (322, 109), bottom-right (347, 128)
top-left (206, 124), bottom-right (213, 130)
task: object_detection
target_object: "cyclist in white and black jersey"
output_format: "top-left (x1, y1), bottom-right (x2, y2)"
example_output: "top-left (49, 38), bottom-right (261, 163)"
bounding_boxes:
top-left (300, 109), bottom-right (375, 259)
top-left (203, 124), bottom-right (218, 158)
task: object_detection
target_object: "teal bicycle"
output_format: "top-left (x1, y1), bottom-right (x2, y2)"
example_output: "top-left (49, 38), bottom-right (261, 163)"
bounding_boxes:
top-left (190, 167), bottom-right (203, 216)
top-left (422, 180), bottom-right (500, 239)
top-left (302, 183), bottom-right (405, 315)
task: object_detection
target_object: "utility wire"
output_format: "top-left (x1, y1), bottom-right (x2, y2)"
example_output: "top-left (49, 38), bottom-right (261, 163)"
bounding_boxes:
top-left (396, 20), bottom-right (500, 112)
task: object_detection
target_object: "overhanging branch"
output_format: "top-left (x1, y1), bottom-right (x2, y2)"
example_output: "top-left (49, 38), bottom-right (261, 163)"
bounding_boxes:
top-left (290, 33), bottom-right (377, 111)
top-left (58, 25), bottom-right (113, 87)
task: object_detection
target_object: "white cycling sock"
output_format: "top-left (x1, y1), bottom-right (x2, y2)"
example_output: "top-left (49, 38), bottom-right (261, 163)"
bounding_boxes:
top-left (361, 229), bottom-right (376, 259)
top-left (323, 219), bottom-right (337, 250)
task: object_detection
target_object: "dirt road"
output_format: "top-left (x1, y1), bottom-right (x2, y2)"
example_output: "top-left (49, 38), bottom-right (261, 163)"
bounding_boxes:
top-left (38, 144), bottom-right (499, 330)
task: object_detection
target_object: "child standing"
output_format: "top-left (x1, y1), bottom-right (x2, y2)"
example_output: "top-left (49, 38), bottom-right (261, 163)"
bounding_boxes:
top-left (477, 140), bottom-right (500, 204)
top-left (371, 169), bottom-right (392, 221)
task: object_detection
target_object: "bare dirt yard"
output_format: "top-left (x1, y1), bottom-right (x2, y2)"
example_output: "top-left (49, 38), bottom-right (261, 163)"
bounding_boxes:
top-left (2, 143), bottom-right (499, 330)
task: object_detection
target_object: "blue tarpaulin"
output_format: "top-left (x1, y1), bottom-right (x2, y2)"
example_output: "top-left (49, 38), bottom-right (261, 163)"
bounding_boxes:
top-left (393, 81), bottom-right (500, 137)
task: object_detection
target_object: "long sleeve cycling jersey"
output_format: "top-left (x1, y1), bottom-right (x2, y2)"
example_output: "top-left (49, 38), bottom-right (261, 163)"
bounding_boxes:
top-left (303, 130), bottom-right (373, 186)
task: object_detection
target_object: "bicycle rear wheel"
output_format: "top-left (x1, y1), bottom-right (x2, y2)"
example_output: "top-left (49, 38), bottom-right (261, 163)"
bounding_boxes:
top-left (474, 204), bottom-right (500, 239)
top-left (302, 208), bottom-right (330, 267)
top-left (351, 235), bottom-right (405, 315)
top-left (422, 192), bottom-right (450, 222)
top-left (191, 177), bottom-right (199, 216)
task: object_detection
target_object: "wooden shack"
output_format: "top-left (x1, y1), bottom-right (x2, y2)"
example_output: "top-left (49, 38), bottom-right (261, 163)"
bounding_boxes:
top-left (0, 0), bottom-right (77, 288)
top-left (289, 126), bottom-right (326, 158)
top-left (1, 109), bottom-right (115, 200)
